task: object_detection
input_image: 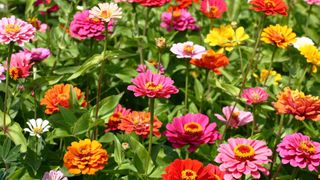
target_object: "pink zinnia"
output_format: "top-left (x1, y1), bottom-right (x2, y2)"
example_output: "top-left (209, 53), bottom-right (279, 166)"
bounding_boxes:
top-left (242, 87), bottom-right (269, 105)
top-left (276, 133), bottom-right (320, 172)
top-left (200, 0), bottom-right (228, 19)
top-left (7, 52), bottom-right (33, 80)
top-left (127, 70), bottom-right (179, 98)
top-left (170, 41), bottom-right (206, 59)
top-left (136, 63), bottom-right (165, 74)
top-left (105, 104), bottom-right (131, 132)
top-left (304, 0), bottom-right (320, 5)
top-left (215, 106), bottom-right (253, 128)
top-left (0, 64), bottom-right (5, 83)
top-left (164, 113), bottom-right (221, 152)
top-left (161, 9), bottom-right (199, 32)
top-left (42, 170), bottom-right (68, 180)
top-left (0, 16), bottom-right (36, 46)
top-left (23, 48), bottom-right (51, 62)
top-left (215, 138), bottom-right (272, 179)
top-left (134, 0), bottom-right (170, 7)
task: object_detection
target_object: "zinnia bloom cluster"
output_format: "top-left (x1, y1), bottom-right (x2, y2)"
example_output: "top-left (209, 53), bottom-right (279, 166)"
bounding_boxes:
top-left (200, 0), bottom-right (228, 19)
top-left (277, 133), bottom-right (320, 172)
top-left (162, 159), bottom-right (225, 179)
top-left (90, 3), bottom-right (122, 23)
top-left (127, 70), bottom-right (179, 98)
top-left (261, 24), bottom-right (296, 48)
top-left (0, 16), bottom-right (36, 46)
top-left (215, 138), bottom-right (272, 179)
top-left (273, 87), bottom-right (320, 121)
top-left (105, 104), bottom-right (131, 132)
top-left (64, 139), bottom-right (108, 175)
top-left (190, 49), bottom-right (229, 74)
top-left (8, 52), bottom-right (33, 80)
top-left (250, 0), bottom-right (288, 16)
top-left (242, 87), bottom-right (269, 105)
top-left (134, 0), bottom-right (170, 7)
top-left (161, 9), bottom-right (199, 32)
top-left (40, 84), bottom-right (87, 115)
top-left (170, 41), bottom-right (206, 59)
top-left (299, 44), bottom-right (320, 73)
top-left (165, 113), bottom-right (221, 152)
top-left (215, 106), bottom-right (254, 128)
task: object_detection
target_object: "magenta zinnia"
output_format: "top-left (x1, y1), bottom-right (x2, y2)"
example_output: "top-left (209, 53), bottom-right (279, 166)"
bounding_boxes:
top-left (242, 87), bottom-right (269, 105)
top-left (164, 113), bottom-right (221, 152)
top-left (127, 70), bottom-right (179, 98)
top-left (215, 138), bottom-right (272, 179)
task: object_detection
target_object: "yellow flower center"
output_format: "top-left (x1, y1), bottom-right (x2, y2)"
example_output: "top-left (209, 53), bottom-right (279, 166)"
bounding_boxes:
top-left (145, 82), bottom-right (163, 91)
top-left (33, 127), bottom-right (43, 134)
top-left (181, 169), bottom-right (197, 180)
top-left (264, 0), bottom-right (276, 8)
top-left (299, 141), bottom-right (315, 153)
top-left (100, 10), bottom-right (111, 19)
top-left (212, 174), bottom-right (221, 180)
top-left (9, 67), bottom-right (20, 80)
top-left (251, 92), bottom-right (261, 102)
top-left (58, 93), bottom-right (69, 101)
top-left (234, 144), bottom-right (255, 160)
top-left (210, 6), bottom-right (219, 15)
top-left (231, 111), bottom-right (240, 119)
top-left (173, 10), bottom-right (181, 18)
top-left (5, 24), bottom-right (21, 33)
top-left (110, 112), bottom-right (122, 122)
top-left (183, 45), bottom-right (194, 54)
top-left (184, 122), bottom-right (203, 134)
top-left (90, 17), bottom-right (102, 22)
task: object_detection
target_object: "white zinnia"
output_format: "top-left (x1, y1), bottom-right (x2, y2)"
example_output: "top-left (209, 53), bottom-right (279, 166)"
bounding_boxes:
top-left (293, 37), bottom-right (314, 49)
top-left (24, 118), bottom-right (50, 138)
top-left (89, 3), bottom-right (122, 23)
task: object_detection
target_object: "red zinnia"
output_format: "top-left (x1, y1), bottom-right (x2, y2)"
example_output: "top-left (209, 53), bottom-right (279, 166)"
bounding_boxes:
top-left (200, 0), bottom-right (228, 19)
top-left (250, 0), bottom-right (288, 16)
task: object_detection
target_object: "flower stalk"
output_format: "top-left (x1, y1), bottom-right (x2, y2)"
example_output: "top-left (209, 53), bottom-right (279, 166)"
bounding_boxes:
top-left (185, 62), bottom-right (190, 113)
top-left (148, 98), bottom-right (155, 156)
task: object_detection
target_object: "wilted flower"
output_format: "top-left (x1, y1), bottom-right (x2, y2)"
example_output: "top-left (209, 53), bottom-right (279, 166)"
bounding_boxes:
top-left (258, 69), bottom-right (282, 85)
top-left (24, 118), bottom-right (50, 138)
top-left (215, 138), bottom-right (272, 179)
top-left (8, 52), bottom-right (33, 80)
top-left (242, 87), bottom-right (269, 105)
top-left (161, 9), bottom-right (199, 32)
top-left (165, 113), bottom-right (221, 152)
top-left (89, 3), bottom-right (122, 23)
top-left (64, 139), bottom-right (108, 175)
top-left (134, 0), bottom-right (170, 7)
top-left (200, 0), bottom-right (228, 19)
top-left (42, 170), bottom-right (67, 180)
top-left (250, 0), bottom-right (288, 16)
top-left (293, 37), bottom-right (314, 49)
top-left (105, 104), bottom-right (131, 132)
top-left (273, 87), bottom-right (320, 121)
top-left (277, 133), bottom-right (320, 172)
top-left (261, 24), bottom-right (296, 48)
top-left (215, 106), bottom-right (254, 128)
top-left (299, 44), bottom-right (320, 73)
top-left (23, 48), bottom-right (51, 62)
top-left (170, 41), bottom-right (206, 59)
top-left (0, 64), bottom-right (5, 83)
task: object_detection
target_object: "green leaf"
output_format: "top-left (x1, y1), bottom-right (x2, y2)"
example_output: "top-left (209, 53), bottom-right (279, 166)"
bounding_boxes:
top-left (59, 107), bottom-right (78, 127)
top-left (194, 78), bottom-right (204, 101)
top-left (91, 93), bottom-right (124, 119)
top-left (6, 123), bottom-right (27, 153)
top-left (45, 128), bottom-right (73, 141)
top-left (99, 133), bottom-right (124, 166)
top-left (72, 112), bottom-right (90, 136)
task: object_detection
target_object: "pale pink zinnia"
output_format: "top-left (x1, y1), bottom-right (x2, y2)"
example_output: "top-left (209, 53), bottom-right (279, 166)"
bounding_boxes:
top-left (215, 106), bottom-right (253, 128)
top-left (170, 41), bottom-right (206, 59)
top-left (127, 70), bottom-right (179, 98)
top-left (242, 87), bottom-right (269, 105)
top-left (0, 16), bottom-right (36, 46)
top-left (89, 3), bottom-right (122, 23)
top-left (42, 170), bottom-right (68, 180)
top-left (161, 9), bottom-right (199, 32)
top-left (304, 0), bottom-right (320, 5)
top-left (7, 52), bottom-right (33, 80)
top-left (215, 138), bottom-right (272, 180)
top-left (276, 133), bottom-right (320, 172)
top-left (164, 113), bottom-right (221, 152)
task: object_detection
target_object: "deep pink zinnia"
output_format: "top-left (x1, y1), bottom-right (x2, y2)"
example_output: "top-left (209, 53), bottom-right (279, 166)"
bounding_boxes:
top-left (23, 48), bottom-right (51, 62)
top-left (215, 138), bottom-right (272, 180)
top-left (215, 106), bottom-right (253, 128)
top-left (164, 113), bottom-right (221, 152)
top-left (7, 52), bottom-right (33, 80)
top-left (200, 0), bottom-right (228, 19)
top-left (134, 0), bottom-right (170, 7)
top-left (242, 87), bottom-right (269, 105)
top-left (161, 9), bottom-right (199, 32)
top-left (127, 70), bottom-right (179, 98)
top-left (276, 133), bottom-right (320, 172)
top-left (0, 16), bottom-right (36, 46)
top-left (105, 104), bottom-right (131, 132)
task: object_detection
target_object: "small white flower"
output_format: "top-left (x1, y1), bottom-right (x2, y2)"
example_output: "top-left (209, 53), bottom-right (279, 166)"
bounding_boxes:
top-left (24, 118), bottom-right (50, 138)
top-left (293, 37), bottom-right (314, 49)
top-left (89, 2), bottom-right (122, 23)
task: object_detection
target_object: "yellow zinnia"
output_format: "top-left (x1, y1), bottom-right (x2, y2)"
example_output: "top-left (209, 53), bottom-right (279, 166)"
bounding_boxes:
top-left (204, 24), bottom-right (249, 51)
top-left (299, 45), bottom-right (320, 73)
top-left (261, 24), bottom-right (296, 49)
top-left (259, 69), bottom-right (282, 85)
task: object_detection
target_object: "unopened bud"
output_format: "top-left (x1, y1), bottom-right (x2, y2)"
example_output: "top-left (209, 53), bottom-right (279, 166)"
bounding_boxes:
top-left (231, 21), bottom-right (238, 29)
top-left (155, 37), bottom-right (166, 49)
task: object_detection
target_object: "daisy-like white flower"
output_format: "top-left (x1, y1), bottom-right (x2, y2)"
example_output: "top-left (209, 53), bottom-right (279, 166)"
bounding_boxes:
top-left (24, 118), bottom-right (50, 138)
top-left (89, 3), bottom-right (122, 23)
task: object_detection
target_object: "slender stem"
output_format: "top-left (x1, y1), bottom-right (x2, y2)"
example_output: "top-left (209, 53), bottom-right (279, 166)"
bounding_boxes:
top-left (271, 163), bottom-right (282, 180)
top-left (185, 150), bottom-right (189, 159)
top-left (306, 5), bottom-right (313, 31)
top-left (263, 47), bottom-right (277, 86)
top-left (143, 8), bottom-right (150, 36)
top-left (184, 62), bottom-right (190, 113)
top-left (251, 105), bottom-right (256, 136)
top-left (297, 66), bottom-right (309, 90)
top-left (157, 50), bottom-right (161, 74)
top-left (200, 70), bottom-right (209, 113)
top-left (250, 14), bottom-right (266, 72)
top-left (148, 98), bottom-right (155, 155)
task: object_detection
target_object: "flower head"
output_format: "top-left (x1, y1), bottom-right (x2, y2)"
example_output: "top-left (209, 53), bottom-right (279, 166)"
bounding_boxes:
top-left (105, 104), bottom-right (131, 132)
top-left (118, 111), bottom-right (162, 138)
top-left (293, 37), bottom-right (314, 49)
top-left (215, 106), bottom-right (254, 128)
top-left (8, 52), bottom-right (33, 80)
top-left (242, 87), bottom-right (269, 105)
top-left (24, 118), bottom-right (50, 138)
top-left (23, 48), bottom-right (51, 62)
top-left (258, 69), bottom-right (282, 85)
top-left (161, 8), bottom-right (199, 32)
top-left (215, 138), bottom-right (272, 179)
top-left (250, 0), bottom-right (288, 16)
top-left (42, 170), bottom-right (67, 180)
top-left (200, 0), bottom-right (228, 19)
top-left (134, 0), bottom-right (170, 7)
top-left (165, 113), bottom-right (221, 152)
top-left (89, 3), bottom-right (122, 23)
top-left (304, 0), bottom-right (320, 5)
top-left (127, 70), bottom-right (179, 98)
top-left (0, 64), bottom-right (6, 83)
top-left (40, 84), bottom-right (87, 115)
top-left (136, 62), bottom-right (165, 75)
top-left (273, 87), bottom-right (320, 121)
top-left (0, 16), bottom-right (36, 46)
top-left (299, 44), bottom-right (320, 73)
top-left (277, 133), bottom-right (320, 172)
top-left (27, 17), bottom-right (48, 33)
top-left (190, 49), bottom-right (229, 74)
top-left (261, 24), bottom-right (296, 48)
top-left (170, 41), bottom-right (206, 59)
top-left (205, 24), bottom-right (249, 51)
top-left (64, 139), bottom-right (108, 175)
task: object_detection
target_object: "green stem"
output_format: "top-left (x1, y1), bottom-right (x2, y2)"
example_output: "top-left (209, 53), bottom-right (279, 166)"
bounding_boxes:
top-left (148, 98), bottom-right (155, 156)
top-left (185, 150), bottom-right (189, 159)
top-left (263, 47), bottom-right (277, 86)
top-left (297, 66), bottom-right (309, 90)
top-left (157, 50), bottom-right (162, 74)
top-left (200, 70), bottom-right (209, 113)
top-left (184, 63), bottom-right (190, 113)
top-left (251, 105), bottom-right (256, 136)
top-left (306, 5), bottom-right (313, 31)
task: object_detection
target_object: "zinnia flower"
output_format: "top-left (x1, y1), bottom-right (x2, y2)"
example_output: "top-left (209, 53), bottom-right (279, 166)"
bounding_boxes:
top-left (118, 111), bottom-right (162, 138)
top-left (204, 24), bottom-right (249, 51)
top-left (134, 0), bottom-right (170, 7)
top-left (8, 52), bottom-right (33, 80)
top-left (164, 113), bottom-right (221, 152)
top-left (200, 0), bottom-right (228, 19)
top-left (161, 8), bottom-right (199, 32)
top-left (174, 0), bottom-right (200, 9)
top-left (0, 64), bottom-right (6, 83)
top-left (277, 133), bottom-right (320, 172)
top-left (170, 41), bottom-right (206, 59)
top-left (293, 37), bottom-right (314, 49)
top-left (64, 139), bottom-right (108, 175)
top-left (23, 48), bottom-right (51, 62)
top-left (258, 69), bottom-right (282, 85)
top-left (190, 49), bottom-right (229, 74)
top-left (0, 16), bottom-right (36, 46)
top-left (242, 87), bottom-right (269, 105)
top-left (215, 138), bottom-right (272, 179)
top-left (42, 170), bottom-right (67, 180)
top-left (273, 87), bottom-right (320, 121)
top-left (27, 17), bottom-right (48, 33)
top-left (40, 84), bottom-right (87, 115)
top-left (299, 44), bottom-right (320, 73)
top-left (127, 70), bottom-right (179, 98)
top-left (250, 0), bottom-right (288, 16)
top-left (105, 104), bottom-right (131, 132)
top-left (89, 3), bottom-right (122, 23)
top-left (304, 0), bottom-right (320, 5)
top-left (261, 24), bottom-right (296, 48)
top-left (136, 63), bottom-right (165, 74)
top-left (24, 118), bottom-right (50, 138)
top-left (215, 106), bottom-right (254, 128)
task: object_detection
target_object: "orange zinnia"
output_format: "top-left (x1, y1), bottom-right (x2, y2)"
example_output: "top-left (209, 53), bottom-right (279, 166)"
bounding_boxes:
top-left (118, 111), bottom-right (162, 138)
top-left (273, 87), bottom-right (320, 121)
top-left (64, 139), bottom-right (108, 175)
top-left (190, 49), bottom-right (229, 74)
top-left (40, 84), bottom-right (87, 115)
top-left (250, 0), bottom-right (288, 16)
top-left (261, 24), bottom-right (296, 48)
